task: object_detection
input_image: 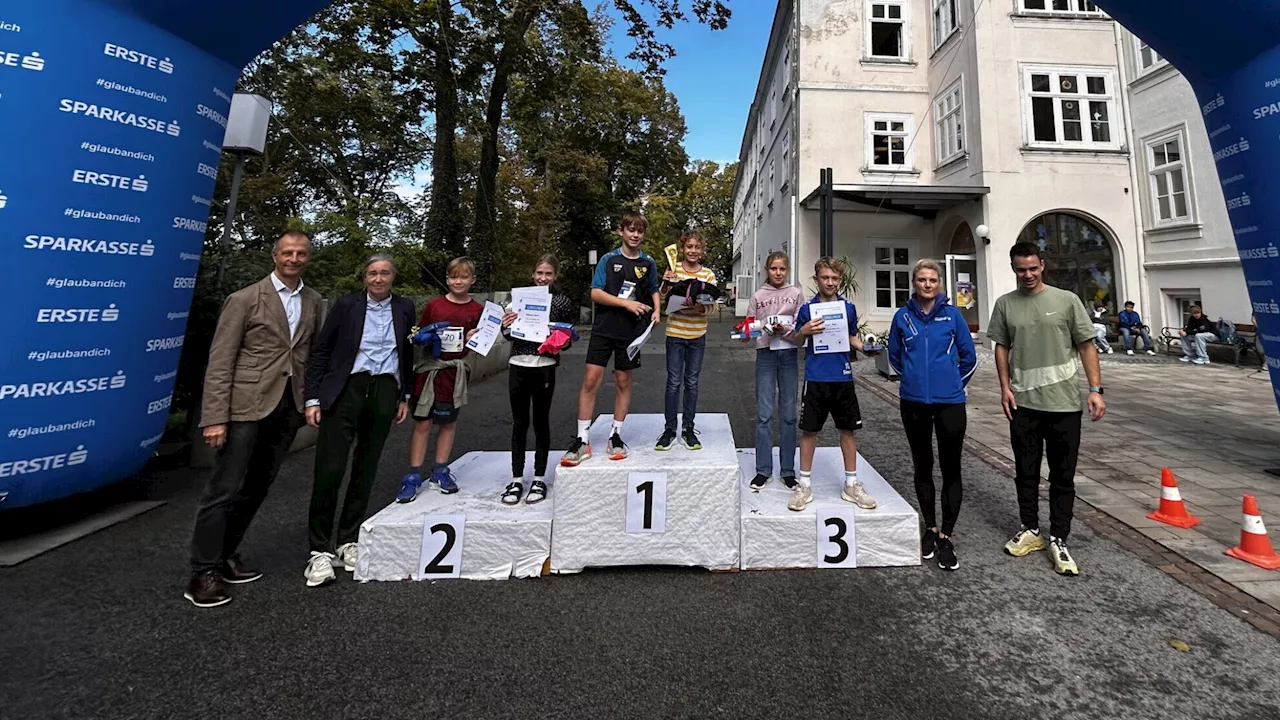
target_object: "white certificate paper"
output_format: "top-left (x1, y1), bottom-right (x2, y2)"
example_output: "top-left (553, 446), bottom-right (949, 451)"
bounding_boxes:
top-left (767, 314), bottom-right (796, 350)
top-left (810, 301), bottom-right (850, 354)
top-left (509, 286), bottom-right (551, 343)
top-left (465, 301), bottom-right (505, 356)
top-left (627, 320), bottom-right (657, 361)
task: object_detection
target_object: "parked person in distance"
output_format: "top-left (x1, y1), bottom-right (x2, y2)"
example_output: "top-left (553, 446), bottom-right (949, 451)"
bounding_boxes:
top-left (1118, 301), bottom-right (1157, 356)
top-left (788, 257), bottom-right (878, 512)
top-left (744, 251), bottom-right (805, 491)
top-left (397, 257), bottom-right (482, 502)
top-left (1179, 305), bottom-right (1218, 365)
top-left (656, 231), bottom-right (717, 452)
top-left (302, 254), bottom-right (415, 587)
top-left (562, 211), bottom-right (661, 466)
top-left (500, 255), bottom-right (576, 505)
top-left (887, 259), bottom-right (977, 571)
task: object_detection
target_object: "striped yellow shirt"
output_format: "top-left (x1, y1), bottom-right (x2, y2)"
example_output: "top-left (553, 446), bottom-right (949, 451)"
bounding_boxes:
top-left (665, 265), bottom-right (717, 339)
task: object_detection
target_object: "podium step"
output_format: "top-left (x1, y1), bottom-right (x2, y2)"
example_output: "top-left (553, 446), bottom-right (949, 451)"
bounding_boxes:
top-left (738, 448), bottom-right (921, 569)
top-left (551, 413), bottom-right (740, 573)
top-left (356, 452), bottom-right (554, 581)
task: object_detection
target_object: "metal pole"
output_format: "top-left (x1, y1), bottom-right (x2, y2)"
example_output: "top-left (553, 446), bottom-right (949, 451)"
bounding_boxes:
top-left (215, 152), bottom-right (247, 295)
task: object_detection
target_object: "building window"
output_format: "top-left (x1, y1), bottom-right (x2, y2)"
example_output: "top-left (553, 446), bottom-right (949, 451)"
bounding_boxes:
top-left (874, 246), bottom-right (912, 310)
top-left (783, 46), bottom-right (791, 93)
top-left (771, 88), bottom-right (777, 127)
top-left (935, 80), bottom-right (964, 164)
top-left (1023, 66), bottom-right (1121, 150)
top-left (867, 113), bottom-right (913, 170)
top-left (868, 1), bottom-right (907, 60)
top-left (1016, 212), bottom-right (1117, 310)
top-left (1019, 0), bottom-right (1103, 15)
top-left (1172, 294), bottom-right (1202, 326)
top-left (932, 0), bottom-right (957, 48)
top-left (782, 128), bottom-right (790, 161)
top-left (1135, 37), bottom-right (1165, 72)
top-left (1146, 131), bottom-right (1192, 225)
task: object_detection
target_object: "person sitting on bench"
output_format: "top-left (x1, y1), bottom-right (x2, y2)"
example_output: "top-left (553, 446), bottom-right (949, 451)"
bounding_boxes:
top-left (1118, 301), bottom-right (1156, 356)
top-left (1179, 305), bottom-right (1217, 365)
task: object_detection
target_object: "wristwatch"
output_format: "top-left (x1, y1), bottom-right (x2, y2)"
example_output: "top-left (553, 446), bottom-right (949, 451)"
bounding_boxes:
top-left (1089, 386), bottom-right (1104, 395)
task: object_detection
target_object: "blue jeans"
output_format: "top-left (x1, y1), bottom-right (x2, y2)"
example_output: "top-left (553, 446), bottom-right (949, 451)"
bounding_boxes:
top-left (755, 348), bottom-right (799, 477)
top-left (665, 335), bottom-right (707, 431)
top-left (1120, 326), bottom-right (1154, 351)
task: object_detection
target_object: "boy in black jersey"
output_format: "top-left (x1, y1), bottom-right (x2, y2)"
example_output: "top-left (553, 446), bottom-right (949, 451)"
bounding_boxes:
top-left (561, 212), bottom-right (661, 465)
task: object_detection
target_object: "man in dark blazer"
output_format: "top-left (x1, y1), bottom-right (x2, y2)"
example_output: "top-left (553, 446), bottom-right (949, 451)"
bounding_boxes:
top-left (186, 230), bottom-right (322, 608)
top-left (302, 253), bottom-right (415, 587)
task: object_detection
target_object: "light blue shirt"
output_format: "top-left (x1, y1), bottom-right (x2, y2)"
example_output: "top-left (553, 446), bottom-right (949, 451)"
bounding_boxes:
top-left (354, 294), bottom-right (399, 382)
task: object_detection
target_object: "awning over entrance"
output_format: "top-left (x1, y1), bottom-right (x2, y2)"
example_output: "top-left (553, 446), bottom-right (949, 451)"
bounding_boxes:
top-left (800, 183), bottom-right (989, 219)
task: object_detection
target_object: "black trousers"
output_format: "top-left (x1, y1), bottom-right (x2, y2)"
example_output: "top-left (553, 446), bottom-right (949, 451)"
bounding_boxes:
top-left (1009, 408), bottom-right (1082, 539)
top-left (189, 382), bottom-right (302, 576)
top-left (900, 399), bottom-right (967, 536)
top-left (510, 364), bottom-right (557, 477)
top-left (308, 373), bottom-right (400, 552)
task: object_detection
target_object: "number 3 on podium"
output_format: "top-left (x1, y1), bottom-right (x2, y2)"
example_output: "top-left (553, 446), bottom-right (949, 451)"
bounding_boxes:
top-left (627, 472), bottom-right (667, 534)
top-left (417, 515), bottom-right (466, 579)
top-left (816, 509), bottom-right (858, 568)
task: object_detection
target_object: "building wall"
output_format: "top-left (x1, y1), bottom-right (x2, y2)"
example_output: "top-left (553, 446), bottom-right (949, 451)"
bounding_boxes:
top-left (1120, 28), bottom-right (1252, 329)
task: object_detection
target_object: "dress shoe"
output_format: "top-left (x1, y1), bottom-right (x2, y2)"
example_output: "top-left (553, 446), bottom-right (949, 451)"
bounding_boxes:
top-left (184, 571), bottom-right (232, 608)
top-left (219, 556), bottom-right (263, 584)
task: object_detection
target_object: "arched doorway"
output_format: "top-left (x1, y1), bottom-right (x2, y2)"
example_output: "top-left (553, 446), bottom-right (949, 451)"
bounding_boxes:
top-left (1016, 212), bottom-right (1118, 313)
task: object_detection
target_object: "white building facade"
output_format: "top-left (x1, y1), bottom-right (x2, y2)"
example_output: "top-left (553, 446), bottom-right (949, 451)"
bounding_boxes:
top-left (731, 0), bottom-right (1248, 335)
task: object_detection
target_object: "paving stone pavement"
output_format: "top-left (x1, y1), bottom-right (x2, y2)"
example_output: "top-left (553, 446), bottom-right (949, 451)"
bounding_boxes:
top-left (857, 343), bottom-right (1280, 618)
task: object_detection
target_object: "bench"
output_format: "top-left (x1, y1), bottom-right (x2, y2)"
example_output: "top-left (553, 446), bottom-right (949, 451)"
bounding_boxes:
top-left (1158, 323), bottom-right (1263, 367)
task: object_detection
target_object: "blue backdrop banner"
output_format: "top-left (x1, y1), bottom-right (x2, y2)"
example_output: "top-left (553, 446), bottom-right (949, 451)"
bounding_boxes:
top-left (0, 0), bottom-right (236, 508)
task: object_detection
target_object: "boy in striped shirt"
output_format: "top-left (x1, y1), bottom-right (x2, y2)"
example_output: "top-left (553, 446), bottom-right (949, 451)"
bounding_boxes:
top-left (656, 231), bottom-right (717, 451)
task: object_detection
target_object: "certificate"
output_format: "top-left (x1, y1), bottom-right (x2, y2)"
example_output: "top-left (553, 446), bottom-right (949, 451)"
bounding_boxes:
top-left (509, 286), bottom-right (551, 343)
top-left (665, 294), bottom-right (687, 315)
top-left (465, 301), bottom-right (505, 356)
top-left (627, 320), bottom-right (657, 361)
top-left (810, 301), bottom-right (850, 355)
top-left (767, 314), bottom-right (796, 350)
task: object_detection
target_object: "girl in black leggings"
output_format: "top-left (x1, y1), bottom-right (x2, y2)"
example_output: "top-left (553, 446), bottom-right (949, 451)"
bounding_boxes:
top-left (886, 259), bottom-right (977, 570)
top-left (500, 255), bottom-right (575, 505)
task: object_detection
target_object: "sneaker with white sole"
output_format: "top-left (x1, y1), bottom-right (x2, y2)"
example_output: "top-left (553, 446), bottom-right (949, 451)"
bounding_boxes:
top-left (1126, 349), bottom-right (1134, 356)
top-left (1193, 357), bottom-right (1209, 365)
top-left (655, 429), bottom-right (677, 451)
top-left (1179, 356), bottom-right (1192, 363)
top-left (1146, 349), bottom-right (1157, 356)
top-left (336, 542), bottom-right (358, 572)
top-left (921, 528), bottom-right (939, 560)
top-left (1049, 537), bottom-right (1079, 576)
top-left (936, 537), bottom-right (959, 571)
top-left (304, 551), bottom-right (337, 587)
top-left (787, 483), bottom-right (813, 511)
top-left (561, 437), bottom-right (591, 466)
top-left (749, 473), bottom-right (769, 491)
top-left (681, 427), bottom-right (702, 450)
top-left (1003, 526), bottom-right (1047, 556)
top-left (840, 481), bottom-right (877, 509)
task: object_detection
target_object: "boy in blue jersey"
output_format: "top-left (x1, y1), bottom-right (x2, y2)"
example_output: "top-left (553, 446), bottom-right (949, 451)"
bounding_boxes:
top-left (789, 257), bottom-right (878, 512)
top-left (562, 212), bottom-right (662, 466)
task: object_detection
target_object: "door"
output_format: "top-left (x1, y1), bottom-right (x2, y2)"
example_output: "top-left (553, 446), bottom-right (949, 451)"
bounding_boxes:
top-left (946, 254), bottom-right (979, 333)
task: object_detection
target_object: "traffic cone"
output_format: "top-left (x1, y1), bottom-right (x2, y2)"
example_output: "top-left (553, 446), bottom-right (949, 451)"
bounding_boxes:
top-left (1146, 468), bottom-right (1201, 529)
top-left (1225, 495), bottom-right (1280, 570)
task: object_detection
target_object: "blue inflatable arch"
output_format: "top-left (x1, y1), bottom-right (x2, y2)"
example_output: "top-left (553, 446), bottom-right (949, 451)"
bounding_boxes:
top-left (1, 0), bottom-right (1279, 508)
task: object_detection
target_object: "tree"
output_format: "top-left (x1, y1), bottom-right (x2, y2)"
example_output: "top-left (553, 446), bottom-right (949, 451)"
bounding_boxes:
top-left (642, 160), bottom-right (736, 281)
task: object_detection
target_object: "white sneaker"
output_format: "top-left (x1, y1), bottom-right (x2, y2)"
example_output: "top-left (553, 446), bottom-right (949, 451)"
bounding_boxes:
top-left (840, 481), bottom-right (878, 509)
top-left (1193, 357), bottom-right (1210, 365)
top-left (1105, 348), bottom-right (1113, 354)
top-left (1179, 356), bottom-right (1191, 363)
top-left (787, 484), bottom-right (813, 511)
top-left (336, 542), bottom-right (358, 572)
top-left (305, 551), bottom-right (337, 587)
top-left (1126, 349), bottom-right (1134, 356)
top-left (1146, 349), bottom-right (1157, 356)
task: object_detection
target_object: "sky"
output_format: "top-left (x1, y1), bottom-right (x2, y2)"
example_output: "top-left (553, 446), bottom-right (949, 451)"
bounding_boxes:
top-left (604, 2), bottom-right (775, 165)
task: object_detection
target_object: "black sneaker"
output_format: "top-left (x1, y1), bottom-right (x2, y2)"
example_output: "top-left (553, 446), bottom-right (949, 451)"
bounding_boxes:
top-left (921, 528), bottom-right (939, 560)
top-left (655, 429), bottom-right (677, 451)
top-left (749, 473), bottom-right (769, 491)
top-left (781, 475), bottom-right (798, 489)
top-left (681, 427), bottom-right (702, 450)
top-left (936, 537), bottom-right (958, 571)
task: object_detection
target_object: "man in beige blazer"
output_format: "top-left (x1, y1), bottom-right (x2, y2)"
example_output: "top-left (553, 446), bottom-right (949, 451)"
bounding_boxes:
top-left (184, 231), bottom-right (322, 608)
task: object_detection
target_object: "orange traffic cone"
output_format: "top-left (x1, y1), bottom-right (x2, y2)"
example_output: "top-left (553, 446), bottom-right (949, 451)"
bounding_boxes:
top-left (1225, 495), bottom-right (1280, 570)
top-left (1147, 468), bottom-right (1201, 529)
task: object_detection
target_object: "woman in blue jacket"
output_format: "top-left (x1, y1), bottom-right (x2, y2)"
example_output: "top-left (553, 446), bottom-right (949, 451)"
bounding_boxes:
top-left (887, 259), bottom-right (977, 571)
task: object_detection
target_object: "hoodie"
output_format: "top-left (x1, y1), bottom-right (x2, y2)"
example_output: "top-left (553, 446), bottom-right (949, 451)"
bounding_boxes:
top-left (746, 283), bottom-right (805, 350)
top-left (887, 293), bottom-right (977, 405)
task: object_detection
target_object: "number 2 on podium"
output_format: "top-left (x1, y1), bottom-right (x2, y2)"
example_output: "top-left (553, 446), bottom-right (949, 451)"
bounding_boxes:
top-left (627, 472), bottom-right (667, 534)
top-left (418, 515), bottom-right (466, 579)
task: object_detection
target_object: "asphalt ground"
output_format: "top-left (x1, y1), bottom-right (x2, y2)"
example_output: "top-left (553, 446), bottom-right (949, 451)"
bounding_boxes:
top-left (2, 318), bottom-right (1279, 720)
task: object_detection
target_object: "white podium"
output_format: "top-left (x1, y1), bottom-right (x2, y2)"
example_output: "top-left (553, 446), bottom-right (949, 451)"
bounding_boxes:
top-left (738, 448), bottom-right (920, 569)
top-left (355, 452), bottom-right (554, 581)
top-left (551, 413), bottom-right (740, 573)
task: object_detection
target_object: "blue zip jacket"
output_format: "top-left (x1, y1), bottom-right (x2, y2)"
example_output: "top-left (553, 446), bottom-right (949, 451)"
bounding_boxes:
top-left (1118, 309), bottom-right (1143, 329)
top-left (887, 293), bottom-right (977, 405)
